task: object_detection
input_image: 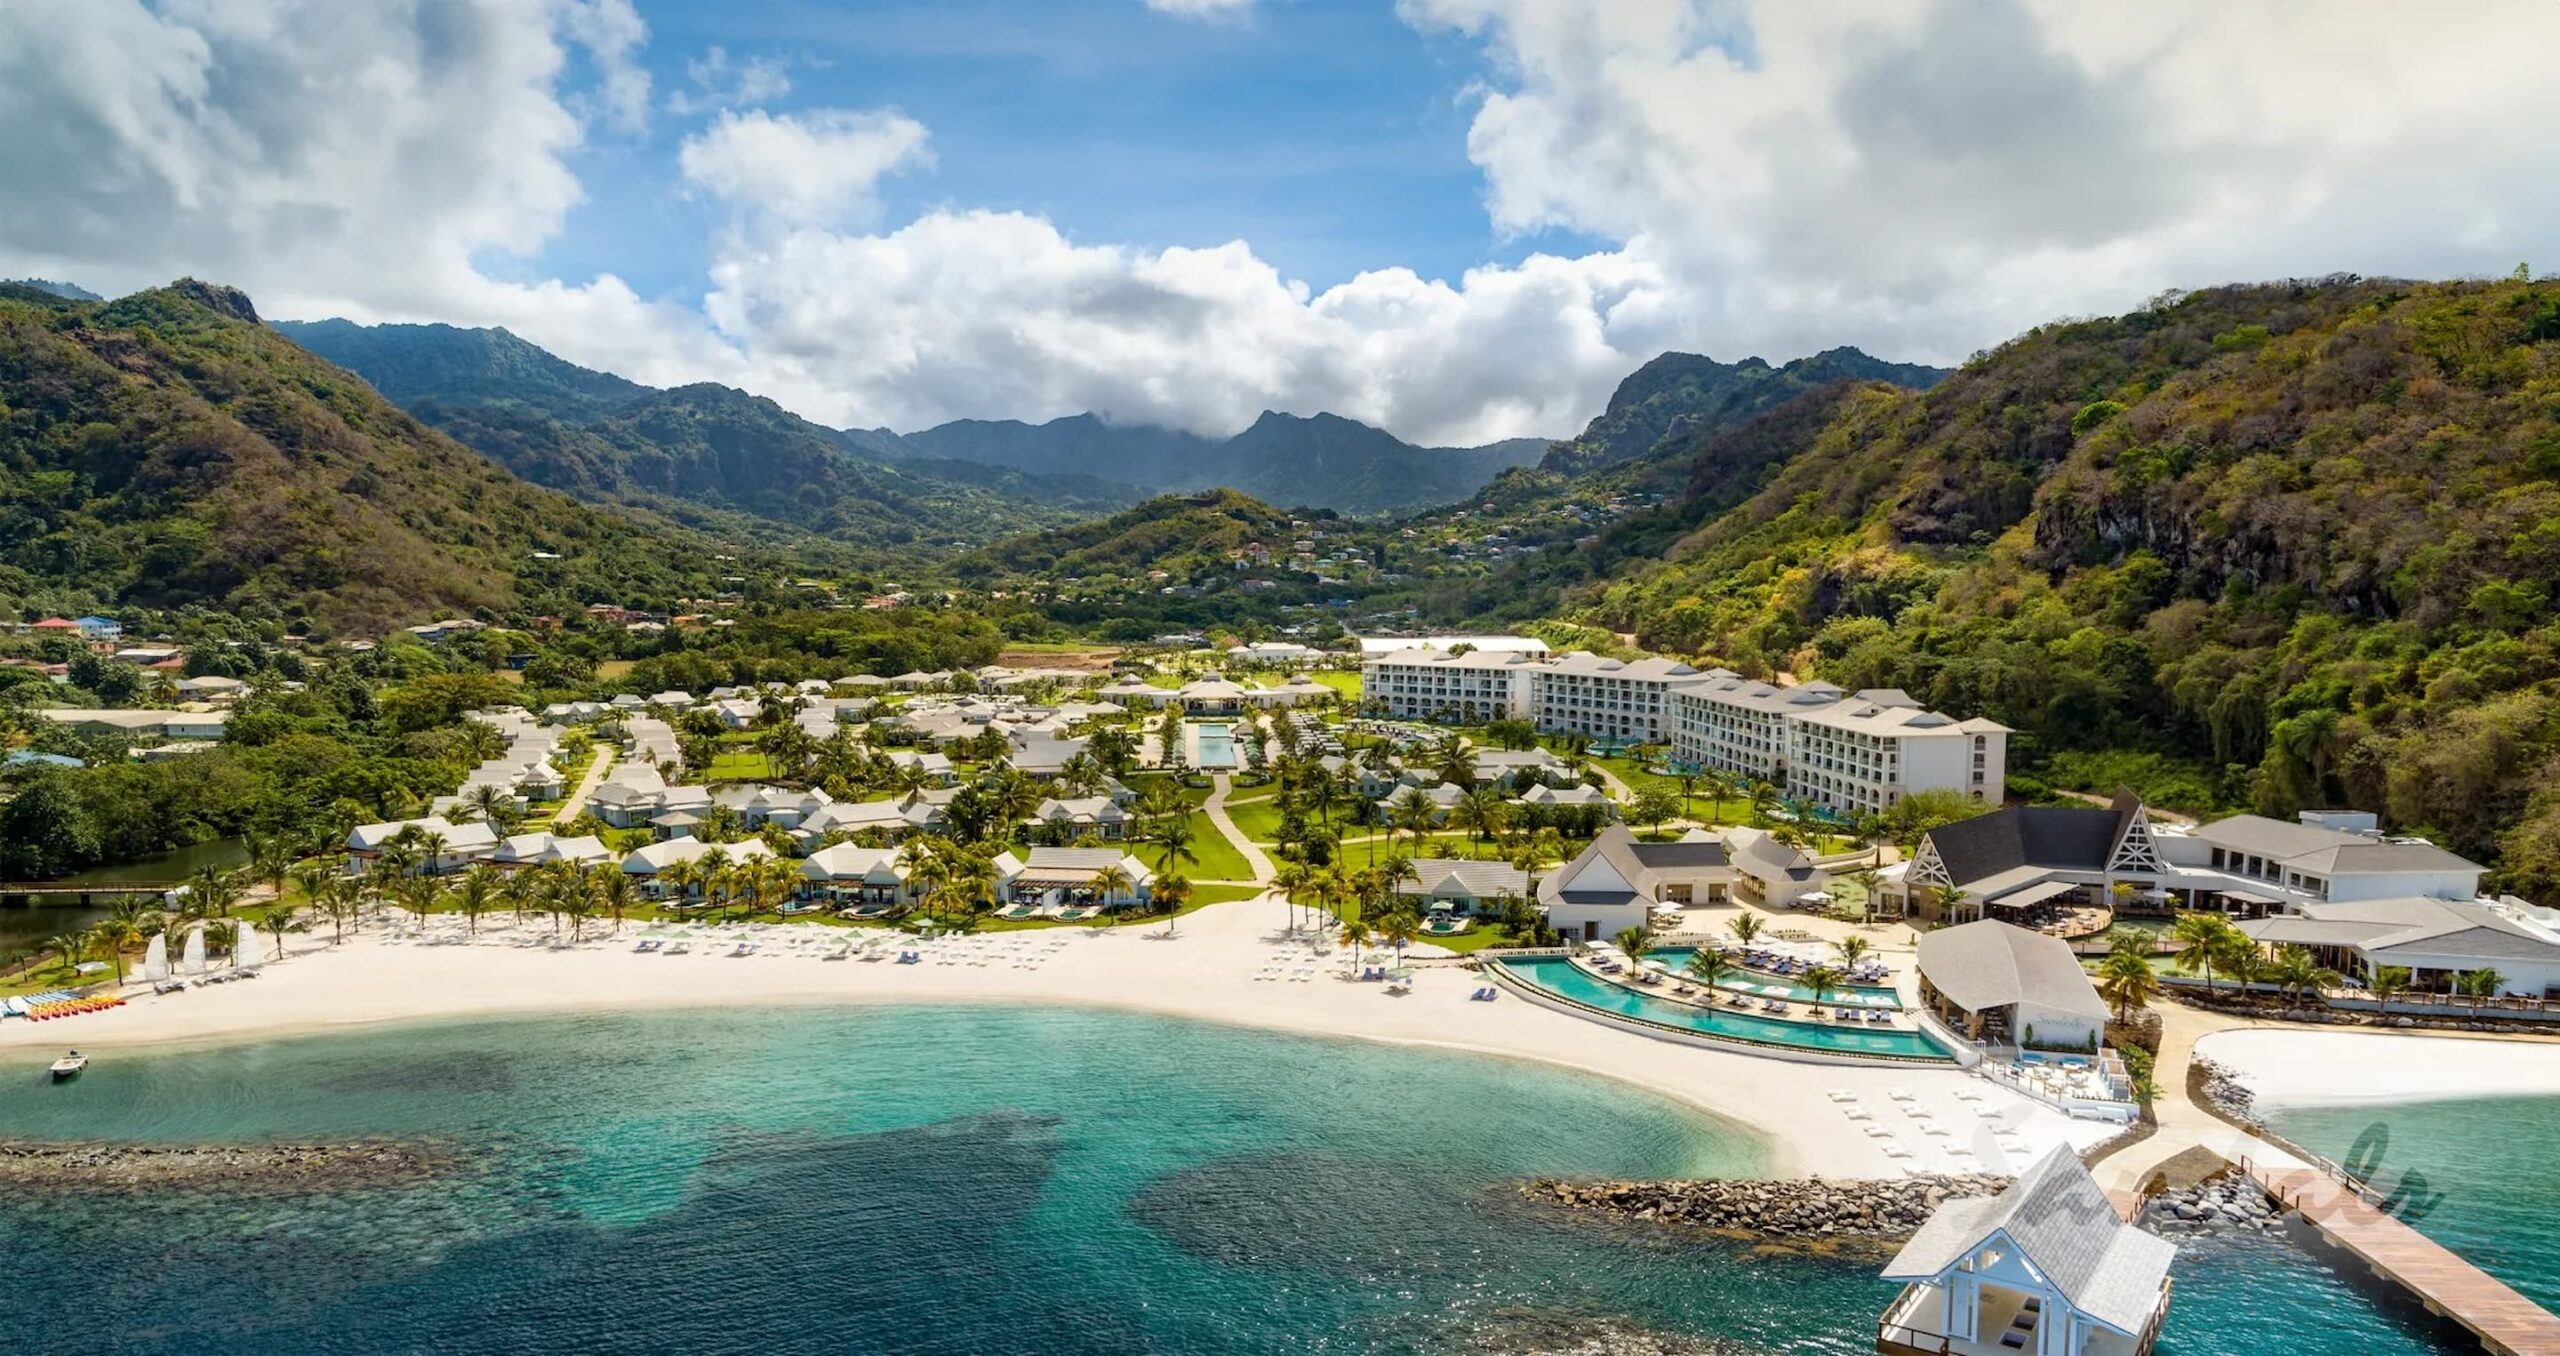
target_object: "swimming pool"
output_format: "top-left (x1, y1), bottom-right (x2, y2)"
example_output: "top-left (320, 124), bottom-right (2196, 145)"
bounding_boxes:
top-left (1191, 723), bottom-right (1239, 769)
top-left (1496, 956), bottom-right (1956, 1063)
top-left (1646, 948), bottom-right (1901, 1007)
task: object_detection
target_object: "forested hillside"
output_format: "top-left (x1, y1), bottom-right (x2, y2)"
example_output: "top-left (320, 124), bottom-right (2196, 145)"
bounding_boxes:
top-left (0, 282), bottom-right (724, 632)
top-left (276, 320), bottom-right (1133, 555)
top-left (1513, 276), bottom-right (2560, 894)
top-left (949, 489), bottom-right (1299, 582)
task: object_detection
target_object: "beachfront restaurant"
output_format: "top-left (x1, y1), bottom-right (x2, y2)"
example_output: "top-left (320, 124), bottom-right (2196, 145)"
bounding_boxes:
top-left (1914, 921), bottom-right (2108, 1050)
top-left (1879, 1146), bottom-right (2174, 1356)
top-left (999, 847), bottom-right (1154, 910)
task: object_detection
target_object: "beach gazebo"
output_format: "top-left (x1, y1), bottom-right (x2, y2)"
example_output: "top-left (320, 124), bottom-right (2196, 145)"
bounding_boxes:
top-left (1878, 1147), bottom-right (2173, 1356)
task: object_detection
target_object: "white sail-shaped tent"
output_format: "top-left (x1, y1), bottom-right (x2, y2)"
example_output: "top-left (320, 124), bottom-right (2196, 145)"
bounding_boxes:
top-left (181, 925), bottom-right (207, 977)
top-left (142, 933), bottom-right (170, 984)
top-left (235, 921), bottom-right (262, 971)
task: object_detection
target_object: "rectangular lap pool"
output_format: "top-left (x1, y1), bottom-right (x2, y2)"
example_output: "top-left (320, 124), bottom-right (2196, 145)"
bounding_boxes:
top-left (1496, 956), bottom-right (1955, 1062)
top-left (1191, 723), bottom-right (1239, 769)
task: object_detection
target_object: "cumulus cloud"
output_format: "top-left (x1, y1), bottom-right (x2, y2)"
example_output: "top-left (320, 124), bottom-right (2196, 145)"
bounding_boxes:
top-left (1401, 0), bottom-right (2560, 364)
top-left (679, 108), bottom-right (931, 226)
top-left (556, 0), bottom-right (652, 132)
top-left (695, 211), bottom-right (1676, 443)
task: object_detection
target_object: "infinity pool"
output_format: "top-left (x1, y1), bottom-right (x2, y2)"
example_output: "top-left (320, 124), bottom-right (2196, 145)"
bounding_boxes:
top-left (1646, 948), bottom-right (1902, 1007)
top-left (1496, 956), bottom-right (1955, 1063)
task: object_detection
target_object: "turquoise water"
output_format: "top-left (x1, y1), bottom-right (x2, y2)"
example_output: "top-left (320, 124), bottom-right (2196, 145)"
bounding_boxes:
top-left (1647, 947), bottom-right (1902, 1006)
top-left (2274, 1094), bottom-right (2560, 1316)
top-left (1194, 722), bottom-right (1239, 769)
top-left (0, 1006), bottom-right (2477, 1354)
top-left (1499, 956), bottom-right (1955, 1062)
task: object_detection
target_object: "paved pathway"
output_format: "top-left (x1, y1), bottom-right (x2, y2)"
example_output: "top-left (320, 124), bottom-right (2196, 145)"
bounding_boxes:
top-left (547, 746), bottom-right (616, 826)
top-left (1202, 774), bottom-right (1276, 885)
top-left (2093, 1000), bottom-right (2308, 1195)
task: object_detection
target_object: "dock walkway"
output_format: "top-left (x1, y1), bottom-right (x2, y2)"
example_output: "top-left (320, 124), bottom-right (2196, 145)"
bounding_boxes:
top-left (2246, 1156), bottom-right (2560, 1356)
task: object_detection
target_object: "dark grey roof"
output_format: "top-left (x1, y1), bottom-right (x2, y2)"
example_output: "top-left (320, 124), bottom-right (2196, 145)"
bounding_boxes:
top-left (1924, 794), bottom-right (2138, 889)
top-left (1882, 1146), bottom-right (2174, 1336)
top-left (1630, 840), bottom-right (1729, 870)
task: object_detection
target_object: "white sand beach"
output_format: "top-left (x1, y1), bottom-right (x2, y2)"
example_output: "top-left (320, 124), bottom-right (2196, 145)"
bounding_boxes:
top-left (1, 898), bottom-right (2116, 1178)
top-left (2199, 1027), bottom-right (2560, 1110)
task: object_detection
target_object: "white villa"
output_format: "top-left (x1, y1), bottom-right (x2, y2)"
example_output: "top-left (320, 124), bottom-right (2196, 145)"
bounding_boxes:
top-left (619, 838), bottom-right (778, 897)
top-left (1395, 858), bottom-right (1532, 915)
top-left (484, 832), bottom-right (613, 870)
top-left (1879, 1147), bottom-right (2174, 1356)
top-left (344, 817), bottom-right (499, 874)
top-left (1535, 826), bottom-right (1738, 941)
top-left (2238, 895), bottom-right (2560, 998)
top-left (798, 843), bottom-right (914, 910)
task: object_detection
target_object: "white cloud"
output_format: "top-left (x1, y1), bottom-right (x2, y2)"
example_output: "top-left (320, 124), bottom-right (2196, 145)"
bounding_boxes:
top-left (666, 46), bottom-right (792, 116)
top-left (679, 108), bottom-right (932, 226)
top-left (8, 0), bottom-right (2560, 453)
top-left (1145, 0), bottom-right (1256, 19)
top-left (694, 210), bottom-right (1676, 444)
top-left (1400, 0), bottom-right (2560, 365)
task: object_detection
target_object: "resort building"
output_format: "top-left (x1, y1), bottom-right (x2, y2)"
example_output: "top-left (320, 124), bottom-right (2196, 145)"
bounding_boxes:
top-left (1527, 652), bottom-right (1704, 745)
top-left (344, 817), bottom-right (499, 874)
top-left (1511, 782), bottom-right (1617, 816)
top-left (1914, 920), bottom-right (2109, 1051)
top-left (1878, 1146), bottom-right (2174, 1356)
top-left (996, 847), bottom-right (1153, 909)
top-left (1722, 827), bottom-right (1828, 910)
top-left (1535, 826), bottom-right (1736, 941)
top-left (1028, 796), bottom-right (1131, 841)
top-left (1894, 795), bottom-right (2168, 925)
top-left (619, 838), bottom-right (778, 898)
top-left (1395, 858), bottom-right (1532, 915)
top-left (2237, 896), bottom-right (2560, 998)
top-left (1665, 674), bottom-right (2008, 817)
top-left (798, 844), bottom-right (914, 909)
top-left (1361, 648), bottom-right (1544, 722)
top-left (795, 795), bottom-right (945, 845)
top-left (484, 832), bottom-right (613, 870)
top-left (2155, 811), bottom-right (2484, 908)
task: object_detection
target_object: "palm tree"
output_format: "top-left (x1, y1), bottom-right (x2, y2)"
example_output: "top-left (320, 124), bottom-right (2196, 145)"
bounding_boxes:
top-left (1376, 907), bottom-right (1420, 964)
top-left (1835, 935), bottom-right (1873, 969)
top-left (1727, 912), bottom-right (1763, 949)
top-left (2457, 967), bottom-right (2505, 1002)
top-left (2368, 964), bottom-right (2413, 1017)
top-left (1149, 811), bottom-right (1200, 880)
top-left (1153, 874), bottom-right (1193, 935)
top-left (453, 865), bottom-right (500, 935)
top-left (1450, 787), bottom-right (1510, 846)
top-left (2171, 912), bottom-right (2237, 994)
top-left (1273, 859), bottom-right (1314, 932)
top-left (1685, 947), bottom-right (1734, 993)
top-left (1089, 863), bottom-right (1134, 913)
top-left (2095, 950), bottom-right (2162, 1022)
top-left (1339, 916), bottom-right (1372, 968)
top-left (188, 864), bottom-right (245, 919)
top-left (245, 829), bottom-right (298, 903)
top-left (1802, 964), bottom-right (1845, 1008)
top-left (1929, 883), bottom-right (1969, 923)
top-left (1613, 924), bottom-right (1653, 959)
top-left (2269, 945), bottom-right (2339, 1009)
top-left (460, 783), bottom-right (521, 832)
top-left (593, 865), bottom-right (636, 933)
top-left (88, 916), bottom-right (140, 983)
top-left (1389, 789), bottom-right (1438, 853)
top-left (45, 931), bottom-right (86, 980)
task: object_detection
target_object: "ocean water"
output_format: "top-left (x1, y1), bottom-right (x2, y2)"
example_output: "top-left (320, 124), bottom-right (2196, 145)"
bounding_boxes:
top-left (0, 1006), bottom-right (2481, 1354)
top-left (2274, 1094), bottom-right (2560, 1316)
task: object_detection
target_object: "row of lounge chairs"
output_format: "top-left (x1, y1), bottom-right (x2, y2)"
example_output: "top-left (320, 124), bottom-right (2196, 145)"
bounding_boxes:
top-left (1468, 986), bottom-right (1498, 1002)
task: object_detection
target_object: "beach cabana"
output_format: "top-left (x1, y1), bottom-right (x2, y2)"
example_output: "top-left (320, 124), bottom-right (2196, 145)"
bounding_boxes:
top-left (1878, 1146), bottom-right (2173, 1356)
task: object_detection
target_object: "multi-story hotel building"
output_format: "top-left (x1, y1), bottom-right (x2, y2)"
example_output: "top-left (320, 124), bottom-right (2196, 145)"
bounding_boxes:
top-left (1360, 648), bottom-right (1544, 722)
top-left (1524, 653), bottom-right (1704, 744)
top-left (1668, 676), bottom-right (2008, 816)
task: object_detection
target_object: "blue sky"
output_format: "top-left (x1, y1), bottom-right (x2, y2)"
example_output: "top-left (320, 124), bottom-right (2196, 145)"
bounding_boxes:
top-left (530, 0), bottom-right (1602, 311)
top-left (12, 1), bottom-right (2553, 443)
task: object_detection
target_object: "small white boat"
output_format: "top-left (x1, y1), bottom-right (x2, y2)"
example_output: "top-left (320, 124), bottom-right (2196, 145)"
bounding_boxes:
top-left (49, 1051), bottom-right (88, 1081)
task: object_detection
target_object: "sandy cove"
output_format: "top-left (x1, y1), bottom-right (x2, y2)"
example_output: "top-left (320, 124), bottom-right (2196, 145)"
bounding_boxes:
top-left (0, 898), bottom-right (2115, 1178)
top-left (2198, 1027), bottom-right (2560, 1109)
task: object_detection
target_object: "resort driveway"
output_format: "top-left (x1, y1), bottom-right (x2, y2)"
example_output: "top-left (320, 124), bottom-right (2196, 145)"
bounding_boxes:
top-left (1203, 774), bottom-right (1277, 885)
top-left (551, 745), bottom-right (616, 825)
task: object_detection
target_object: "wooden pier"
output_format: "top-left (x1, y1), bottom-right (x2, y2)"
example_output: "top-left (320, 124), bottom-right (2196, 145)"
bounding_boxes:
top-left (2245, 1156), bottom-right (2560, 1355)
top-left (0, 881), bottom-right (182, 905)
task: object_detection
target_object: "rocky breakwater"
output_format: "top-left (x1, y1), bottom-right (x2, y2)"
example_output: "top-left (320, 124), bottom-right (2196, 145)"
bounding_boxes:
top-left (2141, 1170), bottom-right (2284, 1236)
top-left (0, 1139), bottom-right (456, 1192)
top-left (1520, 1174), bottom-right (2011, 1241)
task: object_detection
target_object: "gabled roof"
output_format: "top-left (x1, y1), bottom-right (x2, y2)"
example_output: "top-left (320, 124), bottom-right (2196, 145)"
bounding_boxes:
top-left (1399, 858), bottom-right (1530, 900)
top-left (1923, 795), bottom-right (2143, 890)
top-left (2240, 896), bottom-right (2560, 965)
top-left (1882, 1146), bottom-right (2174, 1336)
top-left (1915, 920), bottom-right (2107, 1021)
top-left (1535, 826), bottom-right (1727, 910)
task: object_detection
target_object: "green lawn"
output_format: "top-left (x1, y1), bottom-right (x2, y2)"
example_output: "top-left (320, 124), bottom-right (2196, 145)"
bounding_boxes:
top-left (1224, 798), bottom-right (1292, 847)
top-left (1300, 670), bottom-right (1362, 702)
top-left (1167, 812), bottom-right (1254, 881)
top-left (706, 750), bottom-right (774, 781)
